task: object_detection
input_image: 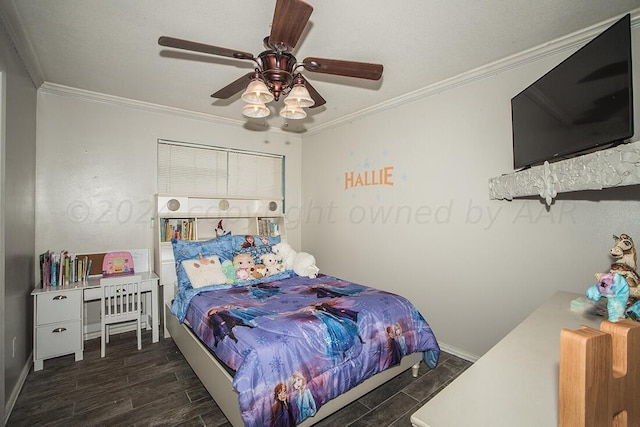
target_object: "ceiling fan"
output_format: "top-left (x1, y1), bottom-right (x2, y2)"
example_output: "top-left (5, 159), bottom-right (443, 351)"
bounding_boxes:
top-left (158, 0), bottom-right (383, 120)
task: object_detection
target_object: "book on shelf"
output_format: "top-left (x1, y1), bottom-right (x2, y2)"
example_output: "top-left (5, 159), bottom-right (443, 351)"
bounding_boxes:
top-left (160, 218), bottom-right (195, 242)
top-left (38, 251), bottom-right (90, 288)
top-left (257, 218), bottom-right (280, 237)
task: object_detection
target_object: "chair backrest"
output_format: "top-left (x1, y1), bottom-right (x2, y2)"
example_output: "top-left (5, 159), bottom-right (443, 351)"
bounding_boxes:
top-left (100, 275), bottom-right (142, 321)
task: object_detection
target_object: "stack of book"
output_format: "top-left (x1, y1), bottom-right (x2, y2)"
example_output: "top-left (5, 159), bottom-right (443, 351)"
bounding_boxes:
top-left (160, 218), bottom-right (195, 242)
top-left (257, 218), bottom-right (279, 237)
top-left (39, 251), bottom-right (92, 288)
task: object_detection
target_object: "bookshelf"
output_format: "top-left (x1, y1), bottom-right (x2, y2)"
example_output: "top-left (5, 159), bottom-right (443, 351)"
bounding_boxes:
top-left (154, 194), bottom-right (285, 337)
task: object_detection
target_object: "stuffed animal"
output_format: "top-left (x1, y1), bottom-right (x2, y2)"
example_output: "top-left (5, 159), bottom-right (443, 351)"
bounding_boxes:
top-left (233, 253), bottom-right (255, 281)
top-left (596, 234), bottom-right (640, 298)
top-left (586, 272), bottom-right (630, 322)
top-left (293, 252), bottom-right (319, 278)
top-left (272, 242), bottom-right (296, 271)
top-left (215, 220), bottom-right (227, 237)
top-left (221, 260), bottom-right (236, 283)
top-left (272, 242), bottom-right (319, 278)
top-left (259, 252), bottom-right (285, 276)
top-left (250, 264), bottom-right (266, 279)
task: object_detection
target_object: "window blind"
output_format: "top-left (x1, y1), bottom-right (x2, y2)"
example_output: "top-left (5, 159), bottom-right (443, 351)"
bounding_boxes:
top-left (157, 140), bottom-right (284, 200)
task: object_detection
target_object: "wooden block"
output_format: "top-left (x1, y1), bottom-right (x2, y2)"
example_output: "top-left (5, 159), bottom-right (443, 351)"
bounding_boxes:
top-left (559, 320), bottom-right (640, 427)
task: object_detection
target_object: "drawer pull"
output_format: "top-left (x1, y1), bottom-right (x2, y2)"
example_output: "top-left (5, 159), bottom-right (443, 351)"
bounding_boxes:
top-left (52, 327), bottom-right (67, 333)
top-left (52, 295), bottom-right (68, 301)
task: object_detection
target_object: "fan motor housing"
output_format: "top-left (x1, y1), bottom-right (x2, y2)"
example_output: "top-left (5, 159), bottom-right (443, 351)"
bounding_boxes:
top-left (258, 51), bottom-right (296, 100)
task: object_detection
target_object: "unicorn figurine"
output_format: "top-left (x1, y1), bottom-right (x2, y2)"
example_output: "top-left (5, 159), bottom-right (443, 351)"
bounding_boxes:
top-left (586, 272), bottom-right (630, 322)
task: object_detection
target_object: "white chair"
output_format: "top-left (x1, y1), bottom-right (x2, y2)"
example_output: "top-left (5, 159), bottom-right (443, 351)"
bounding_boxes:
top-left (100, 275), bottom-right (142, 357)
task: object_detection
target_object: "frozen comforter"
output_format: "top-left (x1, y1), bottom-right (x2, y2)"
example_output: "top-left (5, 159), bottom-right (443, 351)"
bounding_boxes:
top-left (173, 274), bottom-right (440, 427)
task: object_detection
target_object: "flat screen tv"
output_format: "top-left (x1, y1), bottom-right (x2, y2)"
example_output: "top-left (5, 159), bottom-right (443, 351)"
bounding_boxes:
top-left (511, 14), bottom-right (633, 170)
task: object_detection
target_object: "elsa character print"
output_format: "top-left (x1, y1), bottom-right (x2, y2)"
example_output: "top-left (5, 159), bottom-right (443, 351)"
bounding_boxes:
top-left (290, 371), bottom-right (317, 423)
top-left (394, 322), bottom-right (407, 355)
top-left (303, 300), bottom-right (363, 363)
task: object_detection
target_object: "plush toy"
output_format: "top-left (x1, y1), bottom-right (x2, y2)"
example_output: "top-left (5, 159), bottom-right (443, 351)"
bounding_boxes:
top-left (249, 264), bottom-right (266, 279)
top-left (586, 272), bottom-right (630, 322)
top-left (272, 242), bottom-right (296, 271)
top-left (221, 260), bottom-right (236, 283)
top-left (596, 234), bottom-right (640, 296)
top-left (215, 220), bottom-right (227, 237)
top-left (259, 252), bottom-right (285, 276)
top-left (233, 253), bottom-right (255, 281)
top-left (272, 242), bottom-right (319, 278)
top-left (294, 252), bottom-right (319, 278)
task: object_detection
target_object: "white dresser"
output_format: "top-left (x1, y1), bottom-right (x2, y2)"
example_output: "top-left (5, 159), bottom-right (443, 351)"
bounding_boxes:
top-left (411, 291), bottom-right (603, 427)
top-left (32, 287), bottom-right (83, 371)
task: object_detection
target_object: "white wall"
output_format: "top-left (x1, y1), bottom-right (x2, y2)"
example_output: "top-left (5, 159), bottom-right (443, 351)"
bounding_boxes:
top-left (35, 92), bottom-right (303, 258)
top-left (34, 93), bottom-right (304, 331)
top-left (300, 22), bottom-right (640, 359)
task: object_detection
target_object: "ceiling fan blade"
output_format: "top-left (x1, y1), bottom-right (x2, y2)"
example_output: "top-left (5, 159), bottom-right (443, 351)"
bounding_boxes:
top-left (211, 72), bottom-right (254, 99)
top-left (269, 0), bottom-right (313, 50)
top-left (303, 57), bottom-right (383, 80)
top-left (300, 76), bottom-right (326, 108)
top-left (159, 36), bottom-right (254, 60)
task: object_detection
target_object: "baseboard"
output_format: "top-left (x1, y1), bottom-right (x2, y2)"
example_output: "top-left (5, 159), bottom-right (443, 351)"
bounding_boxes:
top-left (4, 351), bottom-right (32, 426)
top-left (438, 342), bottom-right (479, 363)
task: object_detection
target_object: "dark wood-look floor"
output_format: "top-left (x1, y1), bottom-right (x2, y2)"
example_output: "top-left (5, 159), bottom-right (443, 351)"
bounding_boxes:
top-left (8, 330), bottom-right (471, 426)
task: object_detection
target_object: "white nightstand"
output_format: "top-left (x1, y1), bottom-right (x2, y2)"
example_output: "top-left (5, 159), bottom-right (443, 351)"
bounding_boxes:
top-left (32, 287), bottom-right (83, 371)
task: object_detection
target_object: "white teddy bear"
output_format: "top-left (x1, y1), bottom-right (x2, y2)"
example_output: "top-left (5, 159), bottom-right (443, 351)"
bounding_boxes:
top-left (272, 242), bottom-right (320, 278)
top-left (272, 242), bottom-right (296, 270)
top-left (259, 252), bottom-right (285, 276)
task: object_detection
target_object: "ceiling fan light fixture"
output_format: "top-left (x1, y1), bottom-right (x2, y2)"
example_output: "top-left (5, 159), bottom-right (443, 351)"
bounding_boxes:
top-left (284, 83), bottom-right (314, 108)
top-left (279, 104), bottom-right (307, 120)
top-left (241, 79), bottom-right (275, 104)
top-left (242, 102), bottom-right (271, 118)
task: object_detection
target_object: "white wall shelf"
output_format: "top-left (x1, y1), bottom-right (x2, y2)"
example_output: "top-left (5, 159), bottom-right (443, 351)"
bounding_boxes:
top-left (489, 140), bottom-right (640, 205)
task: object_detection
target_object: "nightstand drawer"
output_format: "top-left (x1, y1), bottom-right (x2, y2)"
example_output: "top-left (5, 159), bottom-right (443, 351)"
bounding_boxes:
top-left (35, 320), bottom-right (82, 360)
top-left (36, 291), bottom-right (82, 325)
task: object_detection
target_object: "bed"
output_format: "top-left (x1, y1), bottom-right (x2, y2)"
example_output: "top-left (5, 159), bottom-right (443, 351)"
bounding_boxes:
top-left (165, 233), bottom-right (440, 427)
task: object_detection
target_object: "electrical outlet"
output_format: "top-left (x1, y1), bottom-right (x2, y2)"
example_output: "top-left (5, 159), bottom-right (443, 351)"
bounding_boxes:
top-left (12, 336), bottom-right (16, 358)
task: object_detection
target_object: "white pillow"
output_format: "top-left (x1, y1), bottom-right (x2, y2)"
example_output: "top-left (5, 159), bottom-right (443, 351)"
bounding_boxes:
top-left (182, 255), bottom-right (228, 288)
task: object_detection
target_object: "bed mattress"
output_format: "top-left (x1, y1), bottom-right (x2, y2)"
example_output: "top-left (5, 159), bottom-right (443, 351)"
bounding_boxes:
top-left (176, 274), bottom-right (440, 426)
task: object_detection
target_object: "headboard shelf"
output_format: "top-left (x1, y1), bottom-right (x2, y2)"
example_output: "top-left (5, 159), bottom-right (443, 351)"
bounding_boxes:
top-left (154, 194), bottom-right (285, 337)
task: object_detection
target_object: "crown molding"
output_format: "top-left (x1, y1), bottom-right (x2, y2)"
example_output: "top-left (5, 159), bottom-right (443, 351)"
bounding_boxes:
top-left (0, 0), bottom-right (44, 87)
top-left (39, 82), bottom-right (298, 133)
top-left (32, 9), bottom-right (640, 138)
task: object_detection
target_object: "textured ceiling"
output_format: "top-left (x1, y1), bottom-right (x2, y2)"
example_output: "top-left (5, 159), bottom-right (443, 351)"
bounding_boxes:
top-left (1, 0), bottom-right (639, 133)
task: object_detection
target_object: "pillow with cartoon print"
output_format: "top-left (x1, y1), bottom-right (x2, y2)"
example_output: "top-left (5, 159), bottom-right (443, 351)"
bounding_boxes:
top-left (230, 234), bottom-right (281, 251)
top-left (182, 254), bottom-right (229, 288)
top-left (172, 234), bottom-right (233, 291)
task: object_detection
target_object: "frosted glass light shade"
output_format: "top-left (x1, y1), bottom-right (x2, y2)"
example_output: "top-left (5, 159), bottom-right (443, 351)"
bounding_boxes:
top-left (241, 79), bottom-right (274, 104)
top-left (284, 84), bottom-right (314, 107)
top-left (242, 102), bottom-right (270, 118)
top-left (279, 104), bottom-right (307, 119)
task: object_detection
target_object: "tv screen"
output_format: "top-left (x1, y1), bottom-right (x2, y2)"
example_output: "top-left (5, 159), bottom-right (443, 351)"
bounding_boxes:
top-left (511, 14), bottom-right (633, 170)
